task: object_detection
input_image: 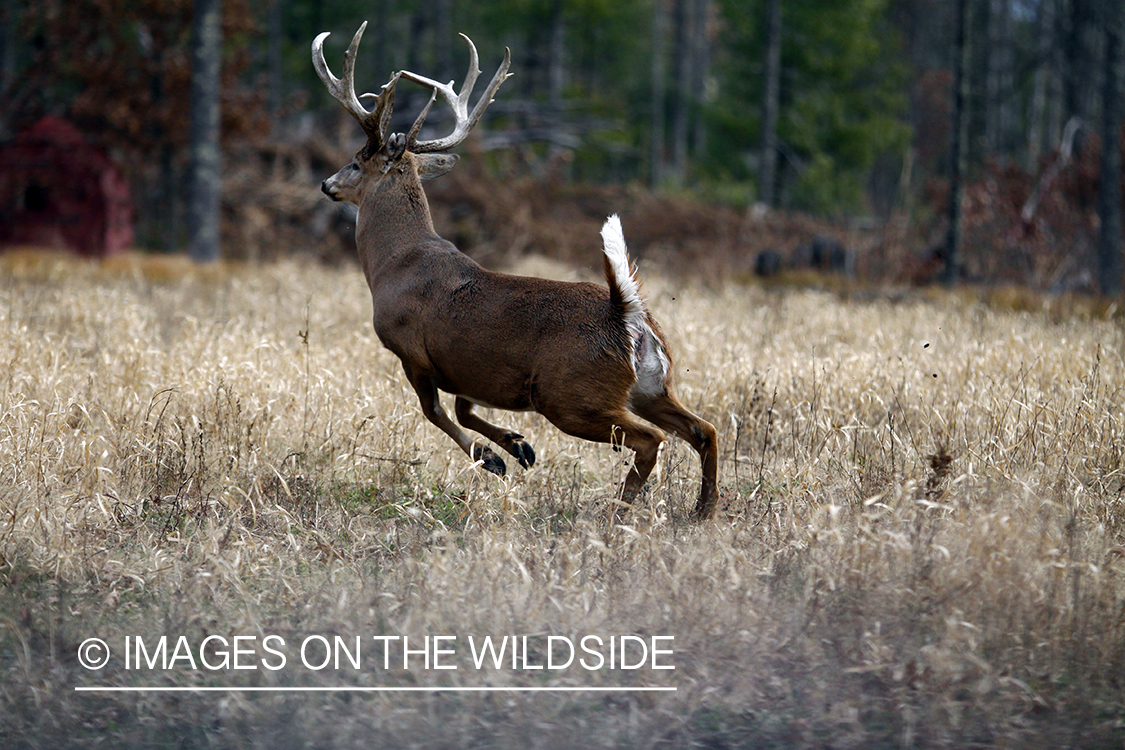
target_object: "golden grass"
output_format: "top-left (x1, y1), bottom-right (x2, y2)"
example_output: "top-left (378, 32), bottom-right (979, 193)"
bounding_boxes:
top-left (1, 251), bottom-right (1124, 748)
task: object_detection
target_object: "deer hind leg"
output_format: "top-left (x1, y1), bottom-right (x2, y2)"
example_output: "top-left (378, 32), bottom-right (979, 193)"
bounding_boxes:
top-left (403, 369), bottom-right (507, 476)
top-left (541, 408), bottom-right (665, 512)
top-left (632, 391), bottom-right (719, 519)
top-left (454, 397), bottom-right (536, 469)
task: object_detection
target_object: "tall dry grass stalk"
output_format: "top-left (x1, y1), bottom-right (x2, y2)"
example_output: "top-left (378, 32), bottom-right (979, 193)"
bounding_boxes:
top-left (1, 251), bottom-right (1124, 748)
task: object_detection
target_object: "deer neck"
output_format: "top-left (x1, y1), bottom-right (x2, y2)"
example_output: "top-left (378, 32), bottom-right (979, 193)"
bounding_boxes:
top-left (354, 170), bottom-right (440, 283)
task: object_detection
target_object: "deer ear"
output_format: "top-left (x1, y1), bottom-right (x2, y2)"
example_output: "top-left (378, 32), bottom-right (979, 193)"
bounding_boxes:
top-left (415, 153), bottom-right (459, 180)
top-left (377, 133), bottom-right (408, 173)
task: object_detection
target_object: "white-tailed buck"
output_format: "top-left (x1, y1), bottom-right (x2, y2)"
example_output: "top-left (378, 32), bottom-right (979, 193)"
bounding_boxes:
top-left (313, 24), bottom-right (719, 518)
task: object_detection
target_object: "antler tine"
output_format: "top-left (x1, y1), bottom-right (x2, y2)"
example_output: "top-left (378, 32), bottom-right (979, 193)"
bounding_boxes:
top-left (406, 90), bottom-right (438, 146)
top-left (400, 34), bottom-right (512, 153)
top-left (311, 25), bottom-right (367, 123)
top-left (467, 45), bottom-right (512, 129)
top-left (456, 33), bottom-right (482, 112)
top-left (362, 73), bottom-right (401, 144)
top-left (312, 22), bottom-right (396, 147)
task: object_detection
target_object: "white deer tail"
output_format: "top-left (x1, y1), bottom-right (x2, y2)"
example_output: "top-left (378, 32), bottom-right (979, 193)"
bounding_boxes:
top-left (600, 214), bottom-right (669, 398)
top-left (601, 214), bottom-right (646, 340)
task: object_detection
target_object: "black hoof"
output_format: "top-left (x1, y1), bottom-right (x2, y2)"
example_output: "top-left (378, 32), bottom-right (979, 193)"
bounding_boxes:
top-left (690, 498), bottom-right (715, 520)
top-left (473, 445), bottom-right (507, 476)
top-left (512, 441), bottom-right (536, 469)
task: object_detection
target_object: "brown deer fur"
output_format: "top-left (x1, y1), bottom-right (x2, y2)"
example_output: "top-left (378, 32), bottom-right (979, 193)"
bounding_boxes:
top-left (314, 26), bottom-right (719, 519)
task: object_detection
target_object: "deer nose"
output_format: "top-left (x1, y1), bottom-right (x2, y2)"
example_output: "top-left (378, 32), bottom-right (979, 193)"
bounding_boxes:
top-left (321, 180), bottom-right (337, 200)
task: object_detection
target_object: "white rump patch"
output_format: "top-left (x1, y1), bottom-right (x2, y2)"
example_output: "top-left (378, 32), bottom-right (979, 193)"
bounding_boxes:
top-left (600, 214), bottom-right (669, 399)
top-left (631, 320), bottom-right (670, 399)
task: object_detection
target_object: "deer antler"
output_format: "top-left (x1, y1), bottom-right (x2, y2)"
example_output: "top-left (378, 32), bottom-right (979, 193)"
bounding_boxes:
top-left (312, 22), bottom-right (398, 149)
top-left (399, 34), bottom-right (512, 153)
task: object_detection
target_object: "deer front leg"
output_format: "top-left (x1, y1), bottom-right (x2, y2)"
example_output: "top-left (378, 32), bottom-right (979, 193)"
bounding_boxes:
top-left (454, 397), bottom-right (536, 469)
top-left (403, 368), bottom-right (507, 476)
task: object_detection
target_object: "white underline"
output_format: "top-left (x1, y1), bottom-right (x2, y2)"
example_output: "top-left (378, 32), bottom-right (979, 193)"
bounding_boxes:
top-left (75, 686), bottom-right (676, 693)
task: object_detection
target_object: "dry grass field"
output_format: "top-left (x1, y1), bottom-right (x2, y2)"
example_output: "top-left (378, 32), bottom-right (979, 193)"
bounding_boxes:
top-left (1, 249), bottom-right (1124, 748)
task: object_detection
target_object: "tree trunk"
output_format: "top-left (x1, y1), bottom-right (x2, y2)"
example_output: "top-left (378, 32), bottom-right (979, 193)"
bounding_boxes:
top-left (1027, 0), bottom-right (1054, 168)
top-left (408, 7), bottom-right (427, 75)
top-left (267, 0), bottom-right (283, 117)
top-left (1098, 0), bottom-right (1123, 296)
top-left (690, 0), bottom-right (710, 158)
top-left (984, 0), bottom-right (998, 157)
top-left (942, 0), bottom-right (972, 286)
top-left (548, 0), bottom-right (566, 141)
top-left (548, 0), bottom-right (565, 103)
top-left (760, 0), bottom-right (781, 207)
top-left (650, 0), bottom-right (668, 187)
top-left (0, 0), bottom-right (13, 117)
top-left (188, 0), bottom-right (222, 263)
top-left (984, 0), bottom-right (1013, 160)
top-left (1045, 0), bottom-right (1064, 150)
top-left (669, 0), bottom-right (694, 185)
top-left (1065, 0), bottom-right (1098, 154)
top-left (372, 0), bottom-right (391, 86)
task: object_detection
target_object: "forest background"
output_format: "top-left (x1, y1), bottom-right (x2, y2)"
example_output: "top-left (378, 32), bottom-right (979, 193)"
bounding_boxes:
top-left (0, 0), bottom-right (1123, 292)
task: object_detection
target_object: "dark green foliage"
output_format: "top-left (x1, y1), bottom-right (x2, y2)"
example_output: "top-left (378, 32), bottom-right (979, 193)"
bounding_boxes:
top-left (708, 0), bottom-right (911, 212)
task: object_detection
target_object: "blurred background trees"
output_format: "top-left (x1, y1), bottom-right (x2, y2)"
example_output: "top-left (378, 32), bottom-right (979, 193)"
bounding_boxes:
top-left (0, 0), bottom-right (1122, 291)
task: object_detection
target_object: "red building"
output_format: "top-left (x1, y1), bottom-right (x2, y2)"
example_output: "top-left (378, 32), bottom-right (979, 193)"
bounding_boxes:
top-left (0, 116), bottom-right (134, 256)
